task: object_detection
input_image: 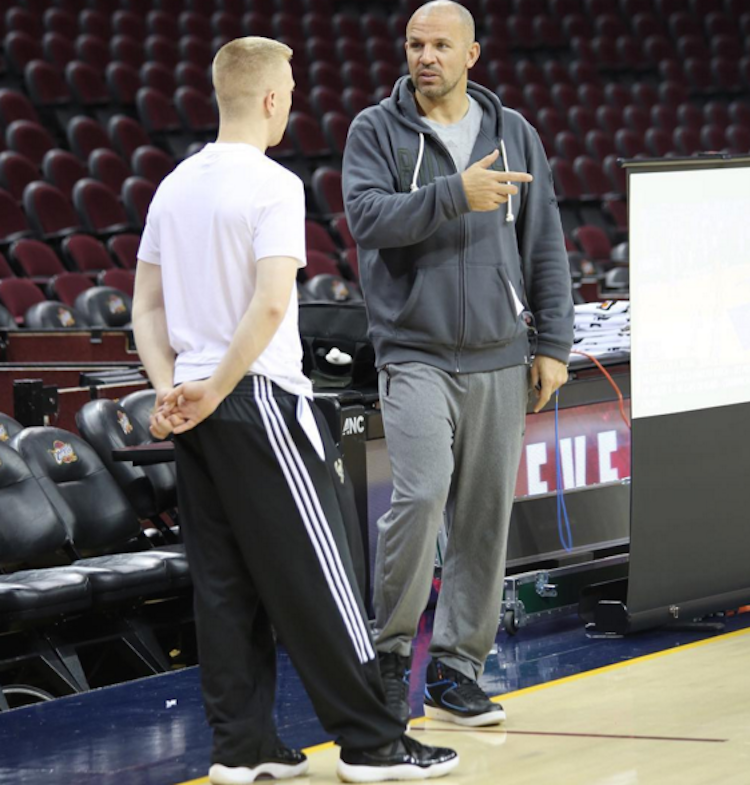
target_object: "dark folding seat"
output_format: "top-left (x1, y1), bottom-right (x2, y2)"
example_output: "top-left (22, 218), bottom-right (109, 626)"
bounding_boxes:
top-left (507, 15), bottom-right (536, 51)
top-left (645, 127), bottom-right (674, 157)
top-left (549, 0), bottom-right (584, 14)
top-left (630, 83), bottom-right (658, 110)
top-left (341, 61), bottom-right (371, 93)
top-left (43, 32), bottom-right (77, 70)
top-left (321, 112), bottom-right (350, 158)
top-left (136, 87), bottom-right (182, 137)
top-left (287, 112), bottom-right (330, 158)
top-left (585, 129), bottom-right (617, 162)
top-left (311, 167), bottom-right (344, 216)
top-left (604, 83), bottom-right (631, 111)
top-left (700, 124), bottom-right (726, 152)
top-left (47, 271), bottom-right (94, 305)
top-left (677, 102), bottom-right (703, 131)
top-left (105, 62), bottom-right (141, 109)
top-left (689, 0), bottom-right (722, 15)
top-left (87, 148), bottom-right (132, 194)
top-left (0, 277), bottom-right (46, 322)
top-left (522, 84), bottom-right (551, 114)
top-left (112, 10), bottom-right (146, 41)
top-left (272, 11), bottom-right (304, 41)
top-left (23, 181), bottom-right (82, 239)
top-left (371, 62), bottom-right (402, 92)
top-left (728, 100), bottom-right (750, 127)
top-left (66, 116), bottom-right (112, 160)
top-left (642, 34), bottom-right (674, 67)
top-left (595, 105), bottom-right (622, 136)
top-left (66, 61), bottom-right (110, 108)
top-left (24, 59), bottom-right (73, 113)
top-left (3, 32), bottom-right (43, 78)
top-left (668, 12), bottom-right (702, 39)
top-left (74, 285), bottom-right (132, 327)
top-left (211, 11), bottom-right (242, 39)
top-left (677, 35), bottom-right (709, 61)
top-left (302, 12), bottom-right (331, 39)
top-left (577, 84), bottom-right (605, 112)
top-left (658, 61), bottom-right (689, 87)
top-left (331, 214), bottom-right (355, 249)
top-left (175, 62), bottom-right (212, 96)
top-left (40, 149), bottom-right (86, 200)
top-left (340, 247), bottom-right (359, 281)
top-left (140, 63), bottom-right (177, 99)
top-left (672, 126), bottom-right (702, 156)
top-left (310, 62), bottom-right (345, 93)
top-left (107, 233), bottom-right (140, 270)
top-left (603, 198), bottom-right (627, 238)
top-left (337, 38), bottom-right (368, 67)
top-left (623, 105), bottom-right (649, 135)
top-left (310, 86), bottom-right (345, 121)
top-left (78, 9), bottom-right (110, 39)
top-left (573, 155), bottom-right (614, 197)
top-left (0, 89), bottom-right (40, 130)
top-left (0, 151), bottom-right (38, 202)
top-left (146, 9), bottom-right (179, 39)
top-left (366, 39), bottom-right (400, 69)
top-left (741, 57), bottom-right (750, 90)
top-left (496, 85), bottom-right (526, 111)
top-left (305, 220), bottom-right (339, 257)
top-left (726, 125), bottom-right (750, 154)
top-left (6, 121), bottom-right (57, 170)
top-left (551, 85), bottom-right (577, 116)
top-left (648, 106), bottom-right (676, 136)
top-left (703, 101), bottom-right (729, 128)
top-left (62, 233), bottom-right (116, 279)
top-left (683, 58), bottom-right (713, 92)
top-left (568, 106), bottom-right (597, 139)
top-left (0, 187), bottom-right (33, 244)
top-left (75, 34), bottom-right (110, 72)
top-left (572, 224), bottom-right (613, 266)
top-left (174, 86), bottom-right (218, 134)
top-left (512, 0), bottom-right (546, 16)
top-left (554, 131), bottom-right (586, 161)
top-left (145, 35), bottom-right (180, 70)
top-left (131, 146), bottom-right (174, 186)
top-left (72, 178), bottom-right (130, 236)
top-left (8, 238), bottom-right (67, 283)
top-left (550, 157), bottom-right (584, 200)
top-left (658, 80), bottom-right (688, 108)
top-left (710, 34), bottom-right (742, 60)
top-left (711, 57), bottom-right (742, 91)
top-left (110, 35), bottom-right (145, 70)
top-left (121, 176), bottom-right (156, 231)
top-left (24, 300), bottom-right (89, 328)
top-left (631, 12), bottom-right (664, 39)
top-left (10, 428), bottom-right (188, 602)
top-left (602, 154), bottom-right (626, 193)
top-left (0, 252), bottom-right (16, 281)
top-left (76, 399), bottom-right (177, 527)
top-left (179, 36), bottom-right (212, 70)
top-left (570, 37), bottom-right (595, 63)
top-left (615, 128), bottom-right (644, 158)
top-left (534, 14), bottom-right (566, 49)
top-left (333, 12), bottom-right (360, 39)
top-left (97, 268), bottom-right (135, 297)
top-left (342, 87), bottom-right (372, 118)
top-left (43, 7), bottom-right (78, 39)
top-left (595, 13), bottom-right (628, 39)
top-left (306, 37), bottom-right (338, 68)
top-left (536, 107), bottom-right (566, 140)
top-left (516, 59), bottom-right (545, 87)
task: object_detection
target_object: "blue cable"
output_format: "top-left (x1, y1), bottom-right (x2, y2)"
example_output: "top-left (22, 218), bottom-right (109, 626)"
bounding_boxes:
top-left (554, 390), bottom-right (574, 553)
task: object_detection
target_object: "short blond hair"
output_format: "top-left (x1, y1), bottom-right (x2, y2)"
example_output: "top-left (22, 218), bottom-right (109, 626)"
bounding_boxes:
top-left (212, 37), bottom-right (292, 119)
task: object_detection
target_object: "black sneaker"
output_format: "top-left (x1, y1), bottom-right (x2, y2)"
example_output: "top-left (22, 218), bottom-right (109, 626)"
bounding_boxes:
top-left (424, 659), bottom-right (506, 727)
top-left (337, 734), bottom-right (458, 782)
top-left (378, 651), bottom-right (411, 727)
top-left (209, 746), bottom-right (308, 784)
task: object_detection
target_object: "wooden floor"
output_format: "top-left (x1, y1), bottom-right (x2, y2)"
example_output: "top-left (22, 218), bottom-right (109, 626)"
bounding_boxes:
top-left (179, 626), bottom-right (750, 785)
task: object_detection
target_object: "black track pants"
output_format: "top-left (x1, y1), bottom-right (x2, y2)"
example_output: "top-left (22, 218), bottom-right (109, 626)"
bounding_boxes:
top-left (174, 376), bottom-right (402, 767)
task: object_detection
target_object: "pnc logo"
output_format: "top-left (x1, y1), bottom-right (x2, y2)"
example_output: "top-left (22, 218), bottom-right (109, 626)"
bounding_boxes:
top-left (341, 415), bottom-right (365, 436)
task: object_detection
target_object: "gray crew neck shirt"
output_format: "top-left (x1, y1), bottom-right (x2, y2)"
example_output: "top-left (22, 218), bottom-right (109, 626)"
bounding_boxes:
top-left (422, 94), bottom-right (483, 173)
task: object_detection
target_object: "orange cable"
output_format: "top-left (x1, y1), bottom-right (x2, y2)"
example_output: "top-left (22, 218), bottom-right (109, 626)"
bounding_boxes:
top-left (570, 349), bottom-right (631, 430)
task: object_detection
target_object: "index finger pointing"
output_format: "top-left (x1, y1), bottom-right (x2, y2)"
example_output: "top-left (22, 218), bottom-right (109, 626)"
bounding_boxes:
top-left (497, 171), bottom-right (534, 183)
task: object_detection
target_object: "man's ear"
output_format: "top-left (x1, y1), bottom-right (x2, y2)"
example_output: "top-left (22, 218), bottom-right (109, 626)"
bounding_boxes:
top-left (263, 89), bottom-right (276, 117)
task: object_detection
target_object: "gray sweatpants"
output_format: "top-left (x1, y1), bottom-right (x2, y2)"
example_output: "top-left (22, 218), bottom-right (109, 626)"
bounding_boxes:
top-left (373, 362), bottom-right (528, 680)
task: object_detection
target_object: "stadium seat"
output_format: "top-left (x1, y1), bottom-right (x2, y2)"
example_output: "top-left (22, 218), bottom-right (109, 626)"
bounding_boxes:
top-left (41, 149), bottom-right (88, 199)
top-left (108, 115), bottom-right (152, 161)
top-left (42, 32), bottom-right (77, 70)
top-left (24, 181), bottom-right (83, 239)
top-left (145, 35), bottom-right (180, 69)
top-left (6, 120), bottom-right (57, 167)
top-left (305, 274), bottom-right (362, 303)
top-left (65, 60), bottom-right (110, 108)
top-left (174, 86), bottom-right (218, 134)
top-left (140, 62), bottom-right (177, 98)
top-left (121, 177), bottom-right (156, 231)
top-left (24, 300), bottom-right (89, 329)
top-left (8, 238), bottom-right (67, 283)
top-left (0, 187), bottom-right (33, 244)
top-left (311, 167), bottom-right (344, 216)
top-left (110, 35), bottom-right (145, 70)
top-left (62, 234), bottom-right (116, 278)
top-left (97, 268), bottom-right (135, 297)
top-left (0, 89), bottom-right (40, 129)
top-left (47, 271), bottom-right (94, 306)
top-left (66, 115), bottom-right (112, 160)
top-left (107, 233), bottom-right (140, 270)
top-left (72, 178), bottom-right (131, 236)
top-left (131, 146), bottom-right (174, 185)
top-left (88, 148), bottom-right (132, 193)
top-left (0, 277), bottom-right (47, 322)
top-left (175, 62), bottom-right (212, 96)
top-left (75, 285), bottom-right (132, 328)
top-left (0, 151), bottom-right (38, 201)
top-left (75, 34), bottom-right (110, 72)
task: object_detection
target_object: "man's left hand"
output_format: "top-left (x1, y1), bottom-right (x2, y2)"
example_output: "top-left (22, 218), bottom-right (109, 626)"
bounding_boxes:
top-left (530, 355), bottom-right (569, 413)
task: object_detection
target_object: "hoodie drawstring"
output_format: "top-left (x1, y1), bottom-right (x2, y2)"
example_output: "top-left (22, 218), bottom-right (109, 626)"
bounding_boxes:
top-left (410, 132), bottom-right (516, 224)
top-left (410, 132), bottom-right (425, 193)
top-left (500, 138), bottom-right (515, 223)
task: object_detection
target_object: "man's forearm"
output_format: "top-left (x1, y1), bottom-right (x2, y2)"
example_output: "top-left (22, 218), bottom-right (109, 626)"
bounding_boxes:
top-left (132, 303), bottom-right (175, 393)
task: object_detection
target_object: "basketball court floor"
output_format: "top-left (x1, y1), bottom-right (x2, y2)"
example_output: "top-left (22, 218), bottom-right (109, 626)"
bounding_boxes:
top-left (2, 609), bottom-right (750, 784)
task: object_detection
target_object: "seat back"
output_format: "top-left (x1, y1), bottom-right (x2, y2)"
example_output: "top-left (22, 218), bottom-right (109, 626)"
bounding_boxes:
top-left (24, 300), bottom-right (88, 329)
top-left (75, 285), bottom-right (132, 327)
top-left (76, 399), bottom-right (176, 518)
top-left (11, 426), bottom-right (141, 555)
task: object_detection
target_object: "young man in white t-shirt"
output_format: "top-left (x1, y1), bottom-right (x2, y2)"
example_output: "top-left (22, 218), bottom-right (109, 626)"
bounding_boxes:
top-left (132, 37), bottom-right (458, 785)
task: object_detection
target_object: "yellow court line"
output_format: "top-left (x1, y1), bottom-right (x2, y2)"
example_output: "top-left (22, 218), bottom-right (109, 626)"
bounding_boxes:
top-left (173, 624), bottom-right (750, 785)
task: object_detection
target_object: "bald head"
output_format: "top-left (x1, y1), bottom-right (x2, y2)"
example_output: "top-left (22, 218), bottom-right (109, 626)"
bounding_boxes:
top-left (407, 1), bottom-right (475, 46)
top-left (212, 36), bottom-right (292, 121)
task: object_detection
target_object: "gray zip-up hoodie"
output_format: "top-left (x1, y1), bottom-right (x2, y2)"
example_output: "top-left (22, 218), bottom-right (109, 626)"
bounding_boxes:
top-left (342, 76), bottom-right (574, 374)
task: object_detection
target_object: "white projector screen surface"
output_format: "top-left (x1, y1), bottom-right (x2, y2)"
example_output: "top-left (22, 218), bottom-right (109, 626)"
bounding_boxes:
top-left (629, 164), bottom-right (750, 419)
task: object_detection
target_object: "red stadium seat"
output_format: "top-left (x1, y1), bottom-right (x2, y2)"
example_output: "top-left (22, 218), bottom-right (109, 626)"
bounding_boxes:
top-left (0, 277), bottom-right (47, 323)
top-left (47, 270), bottom-right (94, 306)
top-left (105, 62), bottom-right (142, 107)
top-left (6, 120), bottom-right (57, 167)
top-left (0, 151), bottom-right (38, 201)
top-left (62, 234), bottom-right (116, 277)
top-left (24, 181), bottom-right (82, 238)
top-left (73, 178), bottom-right (131, 235)
top-left (121, 176), bottom-right (156, 231)
top-left (0, 187), bottom-right (33, 243)
top-left (107, 233), bottom-right (140, 270)
top-left (9, 238), bottom-right (67, 283)
top-left (88, 148), bottom-right (132, 193)
top-left (131, 146), bottom-right (174, 185)
top-left (66, 115), bottom-right (112, 160)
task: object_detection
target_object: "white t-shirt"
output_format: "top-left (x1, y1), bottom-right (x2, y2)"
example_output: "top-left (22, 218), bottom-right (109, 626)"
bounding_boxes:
top-left (137, 142), bottom-right (312, 398)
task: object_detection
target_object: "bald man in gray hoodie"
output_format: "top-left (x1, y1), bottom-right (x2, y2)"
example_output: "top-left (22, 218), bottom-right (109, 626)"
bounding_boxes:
top-left (343, 0), bottom-right (574, 728)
